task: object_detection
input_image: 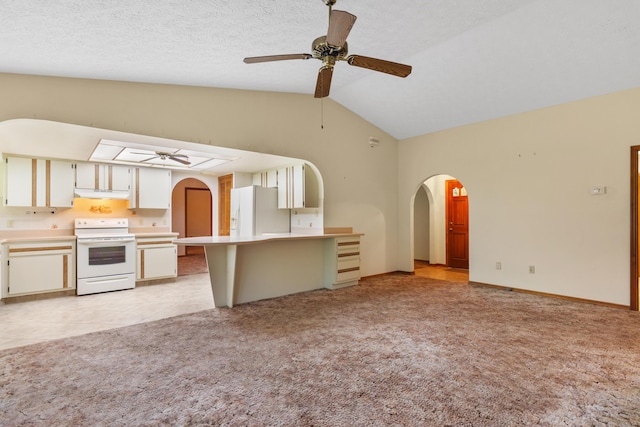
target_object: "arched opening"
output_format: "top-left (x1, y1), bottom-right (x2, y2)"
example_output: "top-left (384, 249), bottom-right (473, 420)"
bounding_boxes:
top-left (172, 177), bottom-right (212, 276)
top-left (412, 174), bottom-right (469, 282)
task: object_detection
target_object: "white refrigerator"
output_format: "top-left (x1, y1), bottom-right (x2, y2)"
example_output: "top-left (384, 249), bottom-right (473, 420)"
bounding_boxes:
top-left (230, 186), bottom-right (290, 237)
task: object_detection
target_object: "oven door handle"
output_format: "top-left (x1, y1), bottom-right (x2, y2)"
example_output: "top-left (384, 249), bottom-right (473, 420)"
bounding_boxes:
top-left (77, 238), bottom-right (136, 245)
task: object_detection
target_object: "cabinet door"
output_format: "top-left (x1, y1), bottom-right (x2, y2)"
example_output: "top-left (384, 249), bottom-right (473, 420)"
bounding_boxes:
top-left (302, 164), bottom-right (319, 208)
top-left (138, 246), bottom-right (177, 280)
top-left (49, 160), bottom-right (75, 207)
top-left (134, 168), bottom-right (171, 209)
top-left (253, 170), bottom-right (278, 188)
top-left (266, 170), bottom-right (278, 188)
top-left (277, 165), bottom-right (307, 209)
top-left (5, 157), bottom-right (33, 206)
top-left (291, 164), bottom-right (304, 209)
top-left (109, 165), bottom-right (131, 191)
top-left (277, 167), bottom-right (289, 209)
top-left (75, 162), bottom-right (98, 189)
top-left (8, 253), bottom-right (71, 295)
top-left (5, 157), bottom-right (76, 207)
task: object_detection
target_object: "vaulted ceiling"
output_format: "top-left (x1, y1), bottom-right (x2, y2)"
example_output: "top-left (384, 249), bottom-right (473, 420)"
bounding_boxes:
top-left (1, 0), bottom-right (639, 140)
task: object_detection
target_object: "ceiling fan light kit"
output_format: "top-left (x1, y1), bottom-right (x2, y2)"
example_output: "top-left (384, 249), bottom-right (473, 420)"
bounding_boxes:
top-left (243, 0), bottom-right (412, 98)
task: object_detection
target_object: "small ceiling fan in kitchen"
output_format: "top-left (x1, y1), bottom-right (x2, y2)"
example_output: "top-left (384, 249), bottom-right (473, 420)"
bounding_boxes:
top-left (134, 151), bottom-right (191, 165)
top-left (243, 0), bottom-right (412, 98)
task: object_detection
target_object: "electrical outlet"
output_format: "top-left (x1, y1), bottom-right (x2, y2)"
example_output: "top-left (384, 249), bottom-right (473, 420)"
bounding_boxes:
top-left (496, 262), bottom-right (502, 270)
top-left (529, 265), bottom-right (536, 274)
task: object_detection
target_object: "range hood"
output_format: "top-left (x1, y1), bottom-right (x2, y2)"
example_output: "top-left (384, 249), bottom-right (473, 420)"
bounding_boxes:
top-left (74, 189), bottom-right (130, 200)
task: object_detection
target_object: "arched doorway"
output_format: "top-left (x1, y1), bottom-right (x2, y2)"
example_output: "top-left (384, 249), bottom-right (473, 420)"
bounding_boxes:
top-left (172, 178), bottom-right (212, 276)
top-left (413, 174), bottom-right (469, 282)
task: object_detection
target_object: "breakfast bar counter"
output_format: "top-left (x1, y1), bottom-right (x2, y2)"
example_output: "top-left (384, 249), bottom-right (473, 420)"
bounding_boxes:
top-left (174, 232), bottom-right (362, 307)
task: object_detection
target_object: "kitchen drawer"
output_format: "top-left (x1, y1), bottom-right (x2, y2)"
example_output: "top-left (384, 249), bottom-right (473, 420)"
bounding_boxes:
top-left (337, 244), bottom-right (359, 257)
top-left (337, 256), bottom-right (360, 270)
top-left (337, 237), bottom-right (359, 248)
top-left (324, 235), bottom-right (361, 289)
top-left (337, 257), bottom-right (360, 283)
top-left (336, 266), bottom-right (360, 283)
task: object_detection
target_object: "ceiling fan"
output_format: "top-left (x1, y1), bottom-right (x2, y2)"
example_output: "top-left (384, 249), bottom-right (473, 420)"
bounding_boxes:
top-left (243, 0), bottom-right (412, 98)
top-left (134, 151), bottom-right (191, 165)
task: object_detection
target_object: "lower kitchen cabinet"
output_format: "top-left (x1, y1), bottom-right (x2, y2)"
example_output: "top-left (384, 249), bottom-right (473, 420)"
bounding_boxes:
top-left (323, 235), bottom-right (361, 289)
top-left (2, 240), bottom-right (76, 297)
top-left (136, 236), bottom-right (178, 281)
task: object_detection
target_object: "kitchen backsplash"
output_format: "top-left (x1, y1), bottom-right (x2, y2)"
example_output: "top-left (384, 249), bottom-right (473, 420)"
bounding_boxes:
top-left (289, 207), bottom-right (324, 234)
top-left (0, 198), bottom-right (170, 233)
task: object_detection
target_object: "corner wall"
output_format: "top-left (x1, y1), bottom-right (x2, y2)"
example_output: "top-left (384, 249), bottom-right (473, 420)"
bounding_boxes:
top-left (399, 87), bottom-right (640, 306)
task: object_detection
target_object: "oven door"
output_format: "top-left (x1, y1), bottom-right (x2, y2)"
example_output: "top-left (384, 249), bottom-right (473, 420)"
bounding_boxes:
top-left (76, 237), bottom-right (136, 279)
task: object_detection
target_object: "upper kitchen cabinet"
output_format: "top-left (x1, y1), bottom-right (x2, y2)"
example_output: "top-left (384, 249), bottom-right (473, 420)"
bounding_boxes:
top-left (277, 163), bottom-right (319, 209)
top-left (75, 162), bottom-right (131, 194)
top-left (253, 169), bottom-right (278, 188)
top-left (129, 167), bottom-right (172, 209)
top-left (3, 156), bottom-right (75, 208)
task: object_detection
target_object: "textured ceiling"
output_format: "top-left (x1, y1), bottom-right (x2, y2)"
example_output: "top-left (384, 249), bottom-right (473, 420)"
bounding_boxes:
top-left (1, 0), bottom-right (640, 140)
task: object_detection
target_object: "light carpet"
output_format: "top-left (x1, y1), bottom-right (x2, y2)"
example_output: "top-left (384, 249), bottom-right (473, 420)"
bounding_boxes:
top-left (2, 273), bottom-right (640, 426)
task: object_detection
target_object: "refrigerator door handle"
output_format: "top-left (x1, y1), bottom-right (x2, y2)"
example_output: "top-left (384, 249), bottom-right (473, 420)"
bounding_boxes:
top-left (231, 207), bottom-right (240, 232)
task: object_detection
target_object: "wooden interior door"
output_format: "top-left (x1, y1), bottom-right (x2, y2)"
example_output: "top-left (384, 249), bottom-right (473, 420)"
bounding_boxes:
top-left (218, 174), bottom-right (233, 236)
top-left (446, 179), bottom-right (469, 269)
top-left (631, 146), bottom-right (640, 311)
top-left (185, 188), bottom-right (212, 255)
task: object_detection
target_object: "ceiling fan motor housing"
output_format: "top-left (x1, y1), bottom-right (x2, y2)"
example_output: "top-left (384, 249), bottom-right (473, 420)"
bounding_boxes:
top-left (312, 36), bottom-right (348, 65)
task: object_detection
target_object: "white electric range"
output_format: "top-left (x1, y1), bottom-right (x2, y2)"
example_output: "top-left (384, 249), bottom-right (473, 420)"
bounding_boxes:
top-left (74, 218), bottom-right (136, 295)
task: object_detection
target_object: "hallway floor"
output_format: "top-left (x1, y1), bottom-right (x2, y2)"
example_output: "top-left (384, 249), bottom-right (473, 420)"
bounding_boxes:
top-left (414, 261), bottom-right (469, 283)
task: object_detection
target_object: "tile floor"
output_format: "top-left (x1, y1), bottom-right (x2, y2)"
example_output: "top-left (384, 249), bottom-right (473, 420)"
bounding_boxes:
top-left (0, 273), bottom-right (214, 351)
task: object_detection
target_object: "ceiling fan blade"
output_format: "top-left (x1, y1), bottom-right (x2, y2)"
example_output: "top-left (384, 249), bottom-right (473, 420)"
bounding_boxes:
top-left (314, 66), bottom-right (334, 98)
top-left (347, 55), bottom-right (412, 78)
top-left (169, 156), bottom-right (191, 165)
top-left (326, 10), bottom-right (357, 48)
top-left (243, 54), bottom-right (312, 64)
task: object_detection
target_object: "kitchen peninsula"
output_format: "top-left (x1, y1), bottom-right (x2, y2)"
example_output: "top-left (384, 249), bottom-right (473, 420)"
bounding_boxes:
top-left (174, 231), bottom-right (362, 308)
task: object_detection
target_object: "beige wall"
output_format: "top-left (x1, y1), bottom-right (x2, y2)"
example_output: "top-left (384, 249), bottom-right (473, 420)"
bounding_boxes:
top-left (0, 73), bottom-right (399, 276)
top-left (399, 87), bottom-right (640, 306)
top-left (3, 72), bottom-right (637, 305)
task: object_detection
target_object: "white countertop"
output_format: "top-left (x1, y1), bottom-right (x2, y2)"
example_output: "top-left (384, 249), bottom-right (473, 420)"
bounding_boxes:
top-left (0, 235), bottom-right (76, 244)
top-left (174, 232), bottom-right (362, 246)
top-left (134, 232), bottom-right (179, 238)
top-left (1, 231), bottom-right (179, 243)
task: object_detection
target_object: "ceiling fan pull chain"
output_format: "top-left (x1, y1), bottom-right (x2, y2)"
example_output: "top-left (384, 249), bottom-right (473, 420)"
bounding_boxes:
top-left (320, 97), bottom-right (324, 130)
